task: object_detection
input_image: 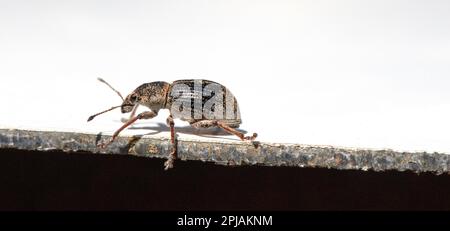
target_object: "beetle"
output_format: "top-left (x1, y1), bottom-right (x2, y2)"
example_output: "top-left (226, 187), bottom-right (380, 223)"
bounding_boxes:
top-left (88, 78), bottom-right (257, 170)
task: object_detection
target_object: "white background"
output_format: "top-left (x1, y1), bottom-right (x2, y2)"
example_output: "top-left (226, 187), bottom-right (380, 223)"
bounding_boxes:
top-left (0, 0), bottom-right (449, 153)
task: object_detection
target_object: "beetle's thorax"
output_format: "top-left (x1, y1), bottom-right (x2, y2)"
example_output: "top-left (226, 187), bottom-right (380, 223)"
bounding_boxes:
top-left (138, 81), bottom-right (171, 112)
top-left (122, 81), bottom-right (171, 113)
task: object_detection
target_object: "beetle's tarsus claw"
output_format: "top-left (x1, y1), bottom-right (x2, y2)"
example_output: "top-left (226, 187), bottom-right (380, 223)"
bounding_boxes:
top-left (164, 159), bottom-right (174, 170)
top-left (243, 132), bottom-right (258, 141)
top-left (164, 151), bottom-right (176, 170)
top-left (97, 143), bottom-right (106, 149)
top-left (97, 138), bottom-right (113, 149)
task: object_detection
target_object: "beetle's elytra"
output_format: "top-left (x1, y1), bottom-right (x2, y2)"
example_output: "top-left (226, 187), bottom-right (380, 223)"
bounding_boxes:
top-left (88, 79), bottom-right (257, 170)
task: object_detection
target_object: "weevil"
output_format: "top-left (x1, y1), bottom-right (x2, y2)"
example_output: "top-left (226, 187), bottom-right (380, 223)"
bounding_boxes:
top-left (88, 78), bottom-right (257, 170)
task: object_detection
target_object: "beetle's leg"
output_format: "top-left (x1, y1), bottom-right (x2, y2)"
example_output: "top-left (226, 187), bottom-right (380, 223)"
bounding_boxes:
top-left (216, 121), bottom-right (257, 141)
top-left (190, 120), bottom-right (257, 141)
top-left (121, 104), bottom-right (139, 123)
top-left (164, 114), bottom-right (177, 170)
top-left (99, 111), bottom-right (157, 148)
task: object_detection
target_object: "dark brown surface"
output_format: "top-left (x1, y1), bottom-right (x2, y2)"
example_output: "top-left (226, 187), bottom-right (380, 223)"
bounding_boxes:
top-left (1, 148), bottom-right (450, 211)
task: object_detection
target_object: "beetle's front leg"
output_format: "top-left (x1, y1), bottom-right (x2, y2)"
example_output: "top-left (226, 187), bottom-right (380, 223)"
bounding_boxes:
top-left (98, 111), bottom-right (157, 148)
top-left (164, 114), bottom-right (177, 170)
top-left (121, 104), bottom-right (139, 123)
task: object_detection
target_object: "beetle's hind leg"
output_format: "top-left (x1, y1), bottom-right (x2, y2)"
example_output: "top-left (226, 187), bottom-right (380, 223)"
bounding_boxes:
top-left (190, 120), bottom-right (257, 141)
top-left (164, 114), bottom-right (177, 170)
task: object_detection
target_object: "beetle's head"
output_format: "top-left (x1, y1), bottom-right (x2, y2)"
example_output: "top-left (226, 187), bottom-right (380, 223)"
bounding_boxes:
top-left (121, 92), bottom-right (139, 113)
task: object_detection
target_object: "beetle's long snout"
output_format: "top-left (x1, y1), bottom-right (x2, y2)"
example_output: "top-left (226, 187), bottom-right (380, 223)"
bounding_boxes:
top-left (121, 103), bottom-right (134, 113)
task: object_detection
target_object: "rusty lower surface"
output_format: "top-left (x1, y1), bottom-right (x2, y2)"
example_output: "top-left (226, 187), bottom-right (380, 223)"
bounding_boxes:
top-left (0, 128), bottom-right (448, 174)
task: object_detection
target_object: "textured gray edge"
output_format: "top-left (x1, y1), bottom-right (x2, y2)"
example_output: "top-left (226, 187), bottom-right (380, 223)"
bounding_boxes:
top-left (0, 129), bottom-right (449, 174)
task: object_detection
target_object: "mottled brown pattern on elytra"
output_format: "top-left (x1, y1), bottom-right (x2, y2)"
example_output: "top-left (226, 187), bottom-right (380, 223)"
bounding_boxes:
top-left (165, 79), bottom-right (241, 126)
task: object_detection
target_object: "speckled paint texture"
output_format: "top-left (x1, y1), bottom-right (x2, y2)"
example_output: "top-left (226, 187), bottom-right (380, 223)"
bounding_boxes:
top-left (0, 129), bottom-right (448, 174)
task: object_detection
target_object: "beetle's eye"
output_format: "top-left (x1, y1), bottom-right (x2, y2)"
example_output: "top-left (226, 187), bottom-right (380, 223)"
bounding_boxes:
top-left (130, 95), bottom-right (137, 102)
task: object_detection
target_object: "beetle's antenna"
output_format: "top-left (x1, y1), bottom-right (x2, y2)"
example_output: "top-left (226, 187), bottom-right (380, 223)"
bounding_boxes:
top-left (98, 77), bottom-right (125, 101)
top-left (87, 105), bottom-right (122, 122)
top-left (87, 103), bottom-right (135, 122)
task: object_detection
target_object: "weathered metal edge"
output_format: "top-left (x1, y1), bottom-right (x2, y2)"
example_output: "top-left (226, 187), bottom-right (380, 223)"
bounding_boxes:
top-left (0, 129), bottom-right (448, 174)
